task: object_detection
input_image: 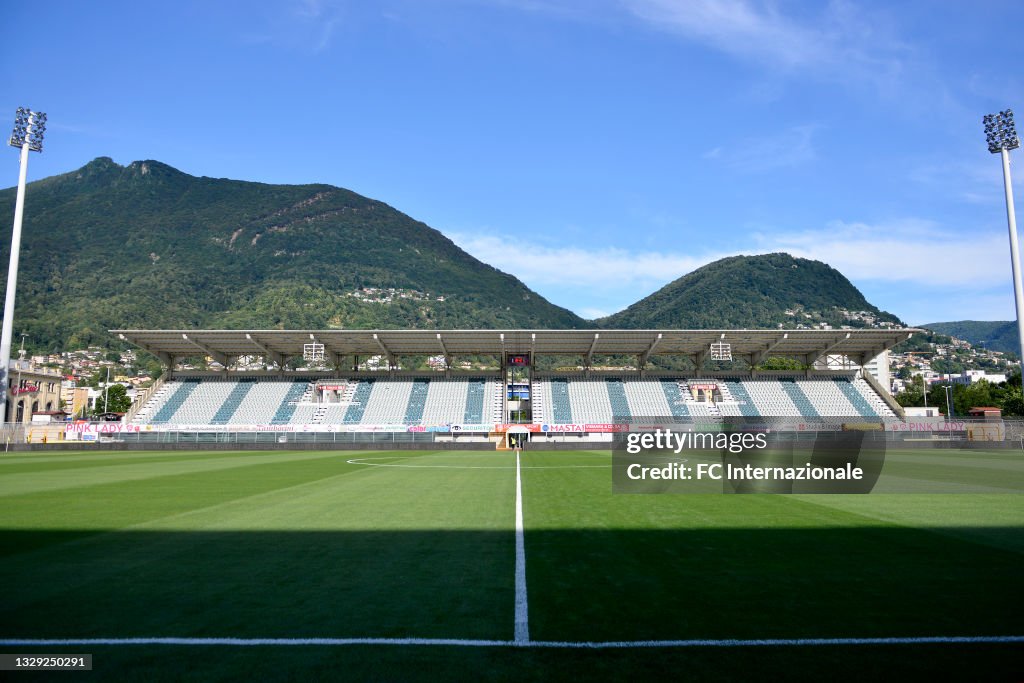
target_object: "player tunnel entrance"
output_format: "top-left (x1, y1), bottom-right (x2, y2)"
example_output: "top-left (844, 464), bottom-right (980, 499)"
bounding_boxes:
top-left (505, 426), bottom-right (530, 450)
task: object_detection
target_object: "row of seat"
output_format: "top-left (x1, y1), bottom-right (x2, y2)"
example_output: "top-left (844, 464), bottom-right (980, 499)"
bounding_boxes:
top-left (134, 376), bottom-right (896, 426)
top-left (530, 377), bottom-right (896, 423)
top-left (133, 377), bottom-right (505, 426)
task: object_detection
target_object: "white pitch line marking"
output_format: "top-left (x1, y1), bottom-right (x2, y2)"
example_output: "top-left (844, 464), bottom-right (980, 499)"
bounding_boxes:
top-left (514, 449), bottom-right (529, 644)
top-left (1, 636), bottom-right (1021, 648)
top-left (345, 456), bottom-right (606, 469)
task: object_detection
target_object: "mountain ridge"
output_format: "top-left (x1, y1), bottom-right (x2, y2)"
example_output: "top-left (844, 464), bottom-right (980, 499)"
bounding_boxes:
top-left (598, 253), bottom-right (904, 330)
top-left (922, 320), bottom-right (1019, 355)
top-left (0, 157), bottom-right (585, 351)
top-left (3, 158), bottom-right (906, 355)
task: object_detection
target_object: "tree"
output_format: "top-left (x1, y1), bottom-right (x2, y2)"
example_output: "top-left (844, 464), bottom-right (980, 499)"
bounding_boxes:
top-left (758, 356), bottom-right (806, 371)
top-left (93, 384), bottom-right (132, 415)
top-left (927, 383), bottom-right (951, 413)
top-left (1000, 388), bottom-right (1024, 416)
top-left (896, 375), bottom-right (926, 407)
top-left (958, 380), bottom-right (995, 415)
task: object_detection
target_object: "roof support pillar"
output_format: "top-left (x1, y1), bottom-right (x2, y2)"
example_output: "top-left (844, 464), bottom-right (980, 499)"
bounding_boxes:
top-left (246, 333), bottom-right (285, 369)
top-left (811, 332), bottom-right (853, 368)
top-left (751, 332), bottom-right (788, 367)
top-left (373, 333), bottom-right (396, 370)
top-left (437, 333), bottom-right (452, 369)
top-left (182, 333), bottom-right (228, 367)
top-left (117, 333), bottom-right (172, 370)
top-left (639, 333), bottom-right (662, 369)
top-left (585, 333), bottom-right (600, 369)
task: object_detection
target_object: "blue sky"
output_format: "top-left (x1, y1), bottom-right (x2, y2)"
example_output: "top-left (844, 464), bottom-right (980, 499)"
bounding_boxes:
top-left (3, 0), bottom-right (1023, 325)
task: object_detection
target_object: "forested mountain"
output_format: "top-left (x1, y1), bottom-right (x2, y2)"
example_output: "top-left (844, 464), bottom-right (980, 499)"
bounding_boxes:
top-left (0, 159), bottom-right (915, 357)
top-left (923, 321), bottom-right (1018, 355)
top-left (0, 157), bottom-right (584, 351)
top-left (598, 253), bottom-right (903, 329)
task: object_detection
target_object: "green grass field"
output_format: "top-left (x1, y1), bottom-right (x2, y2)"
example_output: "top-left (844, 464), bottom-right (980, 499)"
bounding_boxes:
top-left (1, 448), bottom-right (1022, 681)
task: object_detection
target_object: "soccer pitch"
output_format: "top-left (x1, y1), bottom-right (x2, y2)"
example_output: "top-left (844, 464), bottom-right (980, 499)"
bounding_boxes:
top-left (1, 449), bottom-right (1022, 680)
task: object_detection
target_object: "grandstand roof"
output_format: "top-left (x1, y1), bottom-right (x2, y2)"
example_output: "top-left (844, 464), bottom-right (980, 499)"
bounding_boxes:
top-left (112, 328), bottom-right (919, 365)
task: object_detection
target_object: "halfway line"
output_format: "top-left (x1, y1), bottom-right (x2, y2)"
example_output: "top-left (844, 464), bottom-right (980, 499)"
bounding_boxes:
top-left (514, 449), bottom-right (529, 644)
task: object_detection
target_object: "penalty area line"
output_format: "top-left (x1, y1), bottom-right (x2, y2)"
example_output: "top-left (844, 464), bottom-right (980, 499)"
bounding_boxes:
top-left (1, 636), bottom-right (1022, 648)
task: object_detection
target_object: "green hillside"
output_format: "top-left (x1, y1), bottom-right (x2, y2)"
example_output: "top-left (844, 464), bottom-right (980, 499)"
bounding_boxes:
top-left (923, 320), bottom-right (1019, 355)
top-left (599, 253), bottom-right (903, 329)
top-left (0, 160), bottom-right (912, 355)
top-left (0, 158), bottom-right (584, 351)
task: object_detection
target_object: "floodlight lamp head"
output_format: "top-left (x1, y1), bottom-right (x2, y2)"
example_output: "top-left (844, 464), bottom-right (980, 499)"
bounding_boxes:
top-left (8, 106), bottom-right (46, 152)
top-left (984, 109), bottom-right (1020, 154)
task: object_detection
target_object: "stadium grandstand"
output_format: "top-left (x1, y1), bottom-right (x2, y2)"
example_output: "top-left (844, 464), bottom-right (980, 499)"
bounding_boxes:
top-left (110, 328), bottom-right (916, 445)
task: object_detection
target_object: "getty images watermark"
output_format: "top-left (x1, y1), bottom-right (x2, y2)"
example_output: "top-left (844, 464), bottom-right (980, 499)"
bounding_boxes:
top-left (613, 419), bottom-right (885, 494)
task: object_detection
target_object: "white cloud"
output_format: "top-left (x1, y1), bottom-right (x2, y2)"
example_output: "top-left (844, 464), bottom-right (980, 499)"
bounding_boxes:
top-left (450, 218), bottom-right (1015, 322)
top-left (455, 218), bottom-right (1008, 292)
top-left (624, 0), bottom-right (827, 68)
top-left (578, 307), bottom-right (613, 319)
top-left (478, 0), bottom-right (908, 85)
top-left (449, 232), bottom-right (732, 289)
top-left (753, 220), bottom-right (1010, 287)
top-left (621, 0), bottom-right (909, 90)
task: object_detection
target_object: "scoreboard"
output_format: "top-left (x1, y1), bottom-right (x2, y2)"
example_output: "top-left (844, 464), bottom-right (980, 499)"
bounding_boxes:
top-left (506, 354), bottom-right (531, 367)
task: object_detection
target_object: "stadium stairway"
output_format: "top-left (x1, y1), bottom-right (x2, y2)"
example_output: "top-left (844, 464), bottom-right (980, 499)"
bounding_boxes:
top-left (714, 382), bottom-right (744, 417)
top-left (683, 380), bottom-right (721, 417)
top-left (660, 379), bottom-right (691, 418)
top-left (722, 381), bottom-right (760, 417)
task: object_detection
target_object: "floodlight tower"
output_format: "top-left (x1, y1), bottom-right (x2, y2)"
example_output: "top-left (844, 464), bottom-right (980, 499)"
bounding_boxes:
top-left (0, 107), bottom-right (46, 423)
top-left (984, 109), bottom-right (1024, 370)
